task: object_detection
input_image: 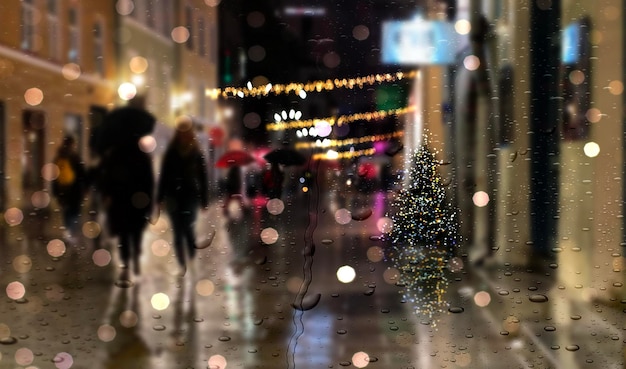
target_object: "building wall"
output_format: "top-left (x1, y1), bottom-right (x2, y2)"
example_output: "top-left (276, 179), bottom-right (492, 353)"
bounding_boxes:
top-left (0, 0), bottom-right (117, 210)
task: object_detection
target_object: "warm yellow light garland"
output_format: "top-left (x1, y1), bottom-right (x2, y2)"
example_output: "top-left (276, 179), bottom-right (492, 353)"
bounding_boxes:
top-left (294, 130), bottom-right (404, 150)
top-left (311, 148), bottom-right (377, 161)
top-left (206, 71), bottom-right (417, 99)
top-left (266, 106), bottom-right (415, 131)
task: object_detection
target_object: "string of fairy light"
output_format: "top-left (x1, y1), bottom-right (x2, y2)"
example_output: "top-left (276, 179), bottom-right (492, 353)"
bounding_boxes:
top-left (212, 71), bottom-right (416, 160)
top-left (207, 71), bottom-right (417, 99)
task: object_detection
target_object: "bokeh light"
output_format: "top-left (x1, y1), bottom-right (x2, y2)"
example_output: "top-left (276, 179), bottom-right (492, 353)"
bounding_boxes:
top-left (376, 216), bottom-right (393, 233)
top-left (352, 351), bottom-right (370, 368)
top-left (151, 238), bottom-right (171, 257)
top-left (334, 208), bottom-right (352, 225)
top-left (568, 69), bottom-right (585, 85)
top-left (204, 0), bottom-right (221, 6)
top-left (315, 120), bottom-right (332, 137)
top-left (286, 276), bottom-right (304, 294)
top-left (92, 249), bottom-right (112, 267)
top-left (12, 255), bottom-right (32, 273)
top-left (61, 63), bottom-right (81, 80)
top-left (473, 291), bottom-right (491, 307)
top-left (248, 45), bottom-right (266, 62)
top-left (266, 198), bottom-right (285, 215)
top-left (42, 162), bottom-right (60, 181)
top-left (119, 310), bottom-right (138, 328)
top-left (6, 281), bottom-right (26, 300)
top-left (208, 354), bottom-right (227, 369)
top-left (353, 25), bottom-right (369, 40)
top-left (472, 191), bottom-right (490, 207)
top-left (584, 141), bottom-right (600, 157)
top-left (243, 112), bottom-right (261, 129)
top-left (463, 55), bottom-right (480, 71)
top-left (151, 292), bottom-right (170, 310)
top-left (608, 80), bottom-right (623, 95)
top-left (260, 227), bottom-right (279, 244)
top-left (46, 239), bottom-right (66, 257)
top-left (31, 190), bottom-right (51, 208)
top-left (129, 56), bottom-right (148, 74)
top-left (323, 52), bottom-right (341, 68)
top-left (4, 207), bottom-right (24, 227)
top-left (24, 88), bottom-right (44, 106)
top-left (14, 347), bottom-right (34, 366)
top-left (139, 135), bottom-right (157, 153)
top-left (53, 352), bottom-right (73, 369)
top-left (337, 265), bottom-right (356, 283)
top-left (196, 279), bottom-right (215, 296)
top-left (171, 26), bottom-right (190, 43)
top-left (82, 221), bottom-right (102, 239)
top-left (116, 0), bottom-right (134, 15)
top-left (117, 82), bottom-right (137, 100)
top-left (366, 246), bottom-right (384, 262)
top-left (97, 324), bottom-right (116, 342)
top-left (455, 19), bottom-right (471, 35)
top-left (585, 108), bottom-right (602, 123)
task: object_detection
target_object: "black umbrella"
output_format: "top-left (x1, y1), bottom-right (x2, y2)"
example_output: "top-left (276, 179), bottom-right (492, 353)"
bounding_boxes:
top-left (264, 148), bottom-right (307, 166)
top-left (92, 106), bottom-right (156, 154)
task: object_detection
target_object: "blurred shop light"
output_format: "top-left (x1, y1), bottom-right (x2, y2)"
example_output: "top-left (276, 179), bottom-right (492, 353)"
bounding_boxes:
top-left (583, 142), bottom-right (600, 157)
top-left (381, 17), bottom-right (459, 65)
top-left (118, 82), bottom-right (137, 100)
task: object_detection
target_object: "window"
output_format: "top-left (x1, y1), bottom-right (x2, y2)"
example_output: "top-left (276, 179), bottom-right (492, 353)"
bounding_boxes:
top-left (47, 0), bottom-right (60, 60)
top-left (185, 5), bottom-right (193, 50)
top-left (21, 0), bottom-right (36, 51)
top-left (93, 22), bottom-right (104, 75)
top-left (198, 17), bottom-right (206, 56)
top-left (67, 7), bottom-right (80, 63)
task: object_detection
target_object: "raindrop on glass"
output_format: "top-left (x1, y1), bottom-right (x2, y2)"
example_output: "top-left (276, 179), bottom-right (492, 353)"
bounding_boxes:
top-left (529, 294), bottom-right (549, 303)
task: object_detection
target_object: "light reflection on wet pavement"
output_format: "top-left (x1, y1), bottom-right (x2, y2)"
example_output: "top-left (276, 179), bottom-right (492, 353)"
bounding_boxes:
top-left (0, 190), bottom-right (623, 369)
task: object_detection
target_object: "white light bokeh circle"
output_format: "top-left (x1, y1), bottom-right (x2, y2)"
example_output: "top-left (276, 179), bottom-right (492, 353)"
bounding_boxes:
top-left (117, 82), bottom-right (137, 100)
top-left (337, 265), bottom-right (356, 283)
top-left (584, 141), bottom-right (600, 157)
top-left (151, 293), bottom-right (170, 310)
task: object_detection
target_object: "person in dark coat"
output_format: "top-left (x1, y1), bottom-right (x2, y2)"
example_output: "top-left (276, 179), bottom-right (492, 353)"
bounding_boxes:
top-left (99, 140), bottom-right (154, 281)
top-left (52, 135), bottom-right (86, 242)
top-left (157, 117), bottom-right (209, 276)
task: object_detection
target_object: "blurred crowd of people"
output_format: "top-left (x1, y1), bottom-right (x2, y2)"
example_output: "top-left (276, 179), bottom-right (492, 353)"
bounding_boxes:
top-left (50, 97), bottom-right (289, 283)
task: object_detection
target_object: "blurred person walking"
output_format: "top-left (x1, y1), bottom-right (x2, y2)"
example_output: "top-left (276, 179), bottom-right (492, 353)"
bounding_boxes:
top-left (157, 116), bottom-right (209, 276)
top-left (52, 135), bottom-right (86, 243)
top-left (98, 96), bottom-right (155, 282)
top-left (262, 162), bottom-right (285, 199)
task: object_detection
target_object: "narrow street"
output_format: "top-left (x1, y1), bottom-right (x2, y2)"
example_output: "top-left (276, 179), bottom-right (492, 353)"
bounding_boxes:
top-left (0, 186), bottom-right (623, 369)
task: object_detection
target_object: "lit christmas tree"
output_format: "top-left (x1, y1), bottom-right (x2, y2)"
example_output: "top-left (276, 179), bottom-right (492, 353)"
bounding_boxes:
top-left (385, 142), bottom-right (461, 322)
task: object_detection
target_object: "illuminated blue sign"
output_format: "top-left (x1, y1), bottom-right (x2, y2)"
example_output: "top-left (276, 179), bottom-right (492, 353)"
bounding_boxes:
top-left (381, 19), bottom-right (459, 65)
top-left (562, 22), bottom-right (580, 64)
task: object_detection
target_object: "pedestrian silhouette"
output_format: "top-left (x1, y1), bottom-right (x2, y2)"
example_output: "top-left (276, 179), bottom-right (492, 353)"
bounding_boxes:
top-left (223, 165), bottom-right (245, 217)
top-left (98, 96), bottom-right (155, 282)
top-left (52, 135), bottom-right (86, 243)
top-left (262, 162), bottom-right (285, 199)
top-left (157, 116), bottom-right (209, 276)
